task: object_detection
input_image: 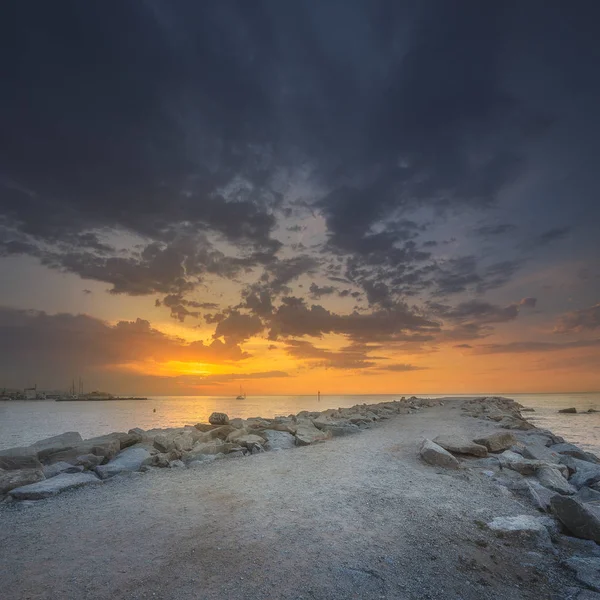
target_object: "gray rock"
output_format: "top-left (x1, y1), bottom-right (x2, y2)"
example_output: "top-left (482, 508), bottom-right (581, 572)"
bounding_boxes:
top-left (551, 442), bottom-right (600, 463)
top-left (44, 437), bottom-right (121, 465)
top-left (128, 427), bottom-right (145, 436)
top-left (42, 461), bottom-right (84, 479)
top-left (169, 460), bottom-right (185, 468)
top-left (0, 468), bottom-right (45, 495)
top-left (9, 472), bottom-right (101, 500)
top-left (208, 412), bottom-right (229, 426)
top-left (535, 465), bottom-right (576, 495)
top-left (577, 591), bottom-right (600, 600)
top-left (473, 431), bottom-right (517, 452)
top-left (433, 434), bottom-right (488, 457)
top-left (559, 407), bottom-right (577, 414)
top-left (153, 434), bottom-right (175, 453)
top-left (74, 454), bottom-right (105, 469)
top-left (577, 487), bottom-right (600, 504)
top-left (526, 480), bottom-right (558, 512)
top-left (487, 515), bottom-right (552, 543)
top-left (551, 495), bottom-right (600, 542)
top-left (420, 439), bottom-right (460, 469)
top-left (31, 432), bottom-right (83, 461)
top-left (564, 557), bottom-right (600, 592)
top-left (555, 534), bottom-right (600, 557)
top-left (569, 461), bottom-right (600, 490)
top-left (262, 429), bottom-right (296, 450)
top-left (294, 419), bottom-right (332, 446)
top-left (95, 447), bottom-right (151, 479)
top-left (522, 443), bottom-right (561, 463)
top-left (0, 451), bottom-right (42, 471)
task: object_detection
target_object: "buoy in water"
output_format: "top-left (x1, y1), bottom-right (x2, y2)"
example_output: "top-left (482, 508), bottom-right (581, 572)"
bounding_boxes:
top-left (153, 408), bottom-right (156, 413)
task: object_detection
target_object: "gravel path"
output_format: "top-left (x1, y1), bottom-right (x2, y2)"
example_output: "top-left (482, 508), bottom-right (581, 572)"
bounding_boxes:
top-left (0, 399), bottom-right (580, 599)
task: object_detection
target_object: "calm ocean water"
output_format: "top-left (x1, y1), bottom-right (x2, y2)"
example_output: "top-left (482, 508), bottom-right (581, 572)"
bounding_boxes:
top-left (1, 392), bottom-right (599, 454)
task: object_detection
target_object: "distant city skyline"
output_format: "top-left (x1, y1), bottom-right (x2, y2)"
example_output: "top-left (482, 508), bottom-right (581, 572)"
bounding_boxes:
top-left (1, 2), bottom-right (599, 395)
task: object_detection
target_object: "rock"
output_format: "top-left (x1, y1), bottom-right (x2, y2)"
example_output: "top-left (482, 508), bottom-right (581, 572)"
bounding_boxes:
top-left (559, 407), bottom-right (577, 414)
top-left (433, 434), bottom-right (488, 457)
top-left (498, 450), bottom-right (568, 477)
top-left (74, 454), bottom-right (105, 469)
top-left (153, 434), bottom-right (175, 453)
top-left (95, 447), bottom-right (151, 479)
top-left (526, 480), bottom-right (558, 512)
top-left (588, 409), bottom-right (600, 414)
top-left (169, 460), bottom-right (185, 468)
top-left (30, 432), bottom-right (83, 461)
top-left (522, 443), bottom-right (561, 463)
top-left (128, 427), bottom-right (145, 436)
top-left (578, 591), bottom-right (600, 600)
top-left (486, 515), bottom-right (552, 543)
top-left (85, 432), bottom-right (142, 451)
top-left (551, 442), bottom-right (600, 464)
top-left (44, 437), bottom-right (121, 465)
top-left (264, 418), bottom-right (297, 434)
top-left (9, 472), bottom-right (101, 500)
top-left (183, 441), bottom-right (239, 463)
top-left (206, 425), bottom-right (237, 441)
top-left (473, 431), bottom-right (517, 452)
top-left (0, 448), bottom-right (42, 471)
top-left (208, 412), bottom-right (229, 426)
top-left (551, 495), bottom-right (600, 542)
top-left (569, 461), bottom-right (600, 490)
top-left (294, 419), bottom-right (332, 446)
top-left (420, 439), bottom-right (460, 469)
top-left (227, 433), bottom-right (265, 449)
top-left (555, 534), bottom-right (600, 557)
top-left (172, 432), bottom-right (195, 452)
top-left (0, 468), bottom-right (45, 495)
top-left (194, 423), bottom-right (217, 432)
top-left (262, 430), bottom-right (296, 450)
top-left (564, 557), bottom-right (600, 592)
top-left (535, 465), bottom-right (576, 495)
top-left (577, 487), bottom-right (600, 504)
top-left (42, 461), bottom-right (84, 479)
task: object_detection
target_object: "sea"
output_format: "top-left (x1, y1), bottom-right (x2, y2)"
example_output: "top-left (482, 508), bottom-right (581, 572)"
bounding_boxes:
top-left (1, 392), bottom-right (599, 454)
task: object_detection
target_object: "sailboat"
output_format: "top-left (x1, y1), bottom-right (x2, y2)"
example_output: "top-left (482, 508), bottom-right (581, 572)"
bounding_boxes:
top-left (236, 385), bottom-right (247, 400)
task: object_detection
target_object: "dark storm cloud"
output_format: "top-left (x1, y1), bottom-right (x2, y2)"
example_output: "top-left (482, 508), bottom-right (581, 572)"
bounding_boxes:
top-left (472, 339), bottom-right (600, 355)
top-left (0, 307), bottom-right (250, 387)
top-left (268, 297), bottom-right (439, 342)
top-left (1, 0), bottom-right (599, 346)
top-left (157, 294), bottom-right (219, 322)
top-left (554, 303), bottom-right (600, 333)
top-left (309, 283), bottom-right (337, 299)
top-left (283, 340), bottom-right (384, 370)
top-left (212, 310), bottom-right (264, 343)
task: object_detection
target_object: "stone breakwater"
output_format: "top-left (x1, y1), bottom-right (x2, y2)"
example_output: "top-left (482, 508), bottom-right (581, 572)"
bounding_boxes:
top-left (0, 396), bottom-right (430, 501)
top-left (3, 395), bottom-right (600, 555)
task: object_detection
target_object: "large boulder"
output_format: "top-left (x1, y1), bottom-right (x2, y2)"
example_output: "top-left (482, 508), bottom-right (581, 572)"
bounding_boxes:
top-left (9, 472), bottom-right (101, 500)
top-left (473, 431), bottom-right (517, 452)
top-left (535, 465), bottom-right (576, 495)
top-left (194, 423), bottom-right (217, 432)
top-left (153, 434), bottom-right (175, 453)
top-left (559, 407), bottom-right (577, 414)
top-left (30, 432), bottom-right (83, 461)
top-left (0, 468), bottom-right (45, 495)
top-left (564, 557), bottom-right (600, 593)
top-left (208, 412), bottom-right (229, 426)
top-left (568, 461), bottom-right (600, 490)
top-left (183, 441), bottom-right (240, 463)
top-left (551, 495), bottom-right (600, 542)
top-left (262, 430), bottom-right (296, 451)
top-left (95, 447), bottom-right (151, 479)
top-left (42, 461), bottom-right (84, 479)
top-left (521, 443), bottom-right (561, 463)
top-left (433, 434), bottom-right (488, 457)
top-left (205, 425), bottom-right (237, 441)
top-left (526, 480), bottom-right (558, 512)
top-left (294, 419), bottom-right (332, 446)
top-left (0, 447), bottom-right (42, 471)
top-left (577, 487), bottom-right (600, 505)
top-left (44, 437), bottom-right (121, 465)
top-left (74, 454), bottom-right (105, 469)
top-left (420, 439), bottom-right (460, 469)
top-left (225, 433), bottom-right (265, 449)
top-left (551, 442), bottom-right (600, 463)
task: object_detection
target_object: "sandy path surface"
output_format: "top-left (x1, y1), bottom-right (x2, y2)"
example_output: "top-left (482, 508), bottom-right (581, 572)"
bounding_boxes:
top-left (0, 400), bottom-right (579, 599)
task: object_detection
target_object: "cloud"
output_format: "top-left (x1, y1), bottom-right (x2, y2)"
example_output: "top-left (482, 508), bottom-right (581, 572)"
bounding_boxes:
top-left (309, 282), bottom-right (337, 299)
top-left (180, 371), bottom-right (289, 386)
top-left (283, 340), bottom-right (384, 370)
top-left (473, 223), bottom-right (517, 237)
top-left (471, 339), bottom-right (600, 355)
top-left (555, 303), bottom-right (600, 333)
top-left (268, 297), bottom-right (439, 342)
top-left (376, 364), bottom-right (427, 372)
top-left (212, 310), bottom-right (264, 343)
top-left (0, 307), bottom-right (249, 388)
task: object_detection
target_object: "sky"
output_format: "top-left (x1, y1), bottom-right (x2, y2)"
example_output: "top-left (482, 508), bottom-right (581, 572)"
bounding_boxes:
top-left (1, 0), bottom-right (599, 396)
